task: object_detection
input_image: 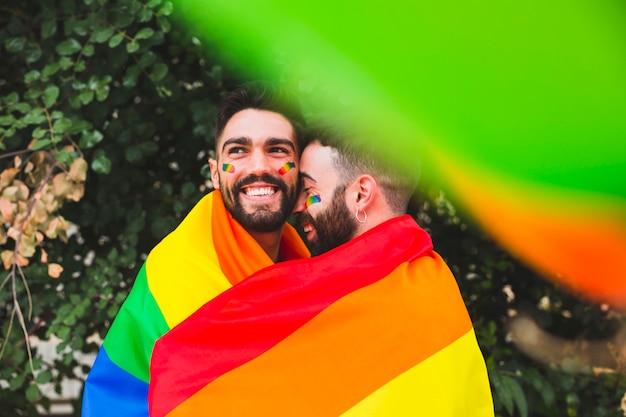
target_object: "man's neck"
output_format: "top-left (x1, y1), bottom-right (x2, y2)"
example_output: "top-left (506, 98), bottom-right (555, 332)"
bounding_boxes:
top-left (248, 229), bottom-right (284, 263)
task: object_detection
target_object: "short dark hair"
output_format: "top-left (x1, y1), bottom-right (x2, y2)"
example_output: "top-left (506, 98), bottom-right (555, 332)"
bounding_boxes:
top-left (215, 81), bottom-right (307, 154)
top-left (306, 124), bottom-right (419, 215)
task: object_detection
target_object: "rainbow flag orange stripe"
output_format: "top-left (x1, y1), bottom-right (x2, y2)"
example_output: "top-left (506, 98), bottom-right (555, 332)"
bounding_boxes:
top-left (149, 216), bottom-right (494, 416)
top-left (81, 191), bottom-right (309, 417)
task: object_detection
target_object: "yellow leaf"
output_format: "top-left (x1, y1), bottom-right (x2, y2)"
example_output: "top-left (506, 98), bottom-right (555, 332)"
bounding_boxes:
top-left (0, 168), bottom-right (18, 189)
top-left (66, 183), bottom-right (85, 202)
top-left (0, 197), bottom-right (14, 222)
top-left (48, 263), bottom-right (63, 278)
top-left (14, 155), bottom-right (22, 169)
top-left (68, 157), bottom-right (88, 182)
top-left (1, 250), bottom-right (14, 269)
top-left (52, 173), bottom-right (72, 197)
top-left (41, 248), bottom-right (48, 263)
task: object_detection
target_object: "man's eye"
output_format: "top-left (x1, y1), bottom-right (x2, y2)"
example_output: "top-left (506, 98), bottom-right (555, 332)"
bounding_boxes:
top-left (227, 147), bottom-right (246, 154)
top-left (269, 147), bottom-right (289, 154)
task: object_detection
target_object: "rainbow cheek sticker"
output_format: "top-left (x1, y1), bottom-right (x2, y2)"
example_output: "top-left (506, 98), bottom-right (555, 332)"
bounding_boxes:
top-left (278, 161), bottom-right (296, 175)
top-left (305, 195), bottom-right (321, 208)
top-left (222, 163), bottom-right (235, 173)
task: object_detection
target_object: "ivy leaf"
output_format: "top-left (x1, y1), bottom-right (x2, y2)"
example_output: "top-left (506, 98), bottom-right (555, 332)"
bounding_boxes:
top-left (150, 62), bottom-right (168, 82)
top-left (41, 19), bottom-right (58, 39)
top-left (91, 151), bottom-right (112, 174)
top-left (43, 85), bottom-right (60, 108)
top-left (80, 130), bottom-right (104, 148)
top-left (108, 33), bottom-right (124, 48)
top-left (30, 139), bottom-right (51, 150)
top-left (5, 37), bottom-right (25, 53)
top-left (94, 26), bottom-right (115, 43)
top-left (56, 38), bottom-right (82, 55)
top-left (135, 28), bottom-right (154, 39)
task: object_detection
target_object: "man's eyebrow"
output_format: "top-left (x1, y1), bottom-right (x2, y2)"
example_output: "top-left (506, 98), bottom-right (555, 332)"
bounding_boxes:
top-left (266, 137), bottom-right (296, 152)
top-left (300, 172), bottom-right (316, 183)
top-left (221, 137), bottom-right (251, 152)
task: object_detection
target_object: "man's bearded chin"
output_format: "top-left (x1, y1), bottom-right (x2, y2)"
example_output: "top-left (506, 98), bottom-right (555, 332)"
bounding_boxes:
top-left (220, 174), bottom-right (296, 233)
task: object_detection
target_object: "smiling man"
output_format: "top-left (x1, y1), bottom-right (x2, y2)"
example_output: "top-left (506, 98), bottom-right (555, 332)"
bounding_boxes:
top-left (81, 81), bottom-right (310, 417)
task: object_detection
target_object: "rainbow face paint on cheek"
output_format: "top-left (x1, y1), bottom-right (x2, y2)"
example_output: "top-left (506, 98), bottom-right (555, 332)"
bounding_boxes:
top-left (305, 195), bottom-right (321, 208)
top-left (278, 161), bottom-right (295, 175)
top-left (222, 163), bottom-right (235, 173)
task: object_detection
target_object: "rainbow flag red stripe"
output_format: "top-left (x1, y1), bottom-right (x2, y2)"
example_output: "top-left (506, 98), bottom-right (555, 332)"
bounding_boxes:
top-left (149, 215), bottom-right (494, 416)
top-left (81, 191), bottom-right (309, 417)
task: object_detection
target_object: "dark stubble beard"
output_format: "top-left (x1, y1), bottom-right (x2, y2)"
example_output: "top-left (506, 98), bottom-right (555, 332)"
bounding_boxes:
top-left (297, 184), bottom-right (357, 255)
top-left (220, 173), bottom-right (297, 233)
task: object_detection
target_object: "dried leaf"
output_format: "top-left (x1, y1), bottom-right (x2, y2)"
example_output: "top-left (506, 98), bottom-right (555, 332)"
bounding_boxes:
top-left (1, 250), bottom-right (14, 269)
top-left (52, 173), bottom-right (72, 197)
top-left (0, 197), bottom-right (14, 222)
top-left (68, 157), bottom-right (88, 182)
top-left (48, 263), bottom-right (63, 278)
top-left (0, 168), bottom-right (19, 188)
top-left (66, 183), bottom-right (85, 202)
top-left (41, 248), bottom-right (48, 263)
top-left (14, 155), bottom-right (22, 169)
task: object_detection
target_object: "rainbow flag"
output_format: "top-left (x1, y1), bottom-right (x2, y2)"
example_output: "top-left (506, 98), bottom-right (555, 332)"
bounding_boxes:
top-left (149, 215), bottom-right (494, 416)
top-left (81, 191), bottom-right (310, 417)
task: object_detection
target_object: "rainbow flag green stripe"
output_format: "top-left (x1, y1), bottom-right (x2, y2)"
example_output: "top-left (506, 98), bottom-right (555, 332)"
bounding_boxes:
top-left (82, 191), bottom-right (309, 417)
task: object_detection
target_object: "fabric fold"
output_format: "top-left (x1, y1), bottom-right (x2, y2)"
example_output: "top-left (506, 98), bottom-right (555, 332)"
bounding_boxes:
top-left (149, 215), bottom-right (494, 417)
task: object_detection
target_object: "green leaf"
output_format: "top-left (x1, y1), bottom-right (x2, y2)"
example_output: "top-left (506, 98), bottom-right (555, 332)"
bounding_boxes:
top-left (83, 43), bottom-right (95, 57)
top-left (24, 70), bottom-right (41, 83)
top-left (25, 45), bottom-right (43, 64)
top-left (80, 130), bottom-right (104, 148)
top-left (96, 87), bottom-right (110, 102)
top-left (42, 62), bottom-right (61, 78)
top-left (5, 37), bottom-right (25, 53)
top-left (14, 103), bottom-right (31, 114)
top-left (157, 1), bottom-right (173, 16)
top-left (79, 89), bottom-right (94, 105)
top-left (0, 115), bottom-right (15, 126)
top-left (126, 40), bottom-right (140, 53)
top-left (25, 384), bottom-right (40, 403)
top-left (31, 139), bottom-right (51, 150)
top-left (146, 0), bottom-right (162, 7)
top-left (135, 28), bottom-right (154, 39)
top-left (138, 51), bottom-right (157, 68)
top-left (150, 62), bottom-right (168, 82)
top-left (52, 117), bottom-right (73, 134)
top-left (23, 112), bottom-right (46, 125)
top-left (108, 33), bottom-right (124, 48)
top-left (4, 92), bottom-right (19, 105)
top-left (43, 86), bottom-right (60, 108)
top-left (9, 374), bottom-right (25, 391)
top-left (157, 16), bottom-right (171, 33)
top-left (36, 370), bottom-right (53, 384)
top-left (32, 127), bottom-right (47, 138)
top-left (59, 57), bottom-right (73, 69)
top-left (56, 38), bottom-right (82, 55)
top-left (41, 19), bottom-right (57, 39)
top-left (92, 151), bottom-right (112, 174)
top-left (122, 65), bottom-right (141, 87)
top-left (94, 26), bottom-right (115, 43)
top-left (503, 375), bottom-right (528, 417)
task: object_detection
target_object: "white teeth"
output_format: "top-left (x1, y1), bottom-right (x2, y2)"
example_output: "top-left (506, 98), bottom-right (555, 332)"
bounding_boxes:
top-left (245, 187), bottom-right (275, 197)
top-left (303, 224), bottom-right (313, 233)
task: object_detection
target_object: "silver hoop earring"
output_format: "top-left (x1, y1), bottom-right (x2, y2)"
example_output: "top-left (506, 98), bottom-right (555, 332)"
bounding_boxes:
top-left (355, 209), bottom-right (367, 224)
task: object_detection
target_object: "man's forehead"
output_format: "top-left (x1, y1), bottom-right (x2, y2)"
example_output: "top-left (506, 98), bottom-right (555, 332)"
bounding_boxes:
top-left (217, 109), bottom-right (296, 148)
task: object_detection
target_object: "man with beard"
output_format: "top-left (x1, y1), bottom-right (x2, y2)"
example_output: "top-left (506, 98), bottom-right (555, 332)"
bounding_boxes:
top-left (81, 81), bottom-right (310, 417)
top-left (146, 126), bottom-right (494, 416)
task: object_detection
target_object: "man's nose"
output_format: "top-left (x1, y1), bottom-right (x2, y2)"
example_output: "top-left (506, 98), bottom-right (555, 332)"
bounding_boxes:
top-left (247, 150), bottom-right (272, 175)
top-left (292, 191), bottom-right (307, 216)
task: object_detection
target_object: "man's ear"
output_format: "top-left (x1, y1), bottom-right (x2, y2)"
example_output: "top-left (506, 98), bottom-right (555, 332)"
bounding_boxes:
top-left (208, 158), bottom-right (220, 190)
top-left (351, 174), bottom-right (377, 210)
